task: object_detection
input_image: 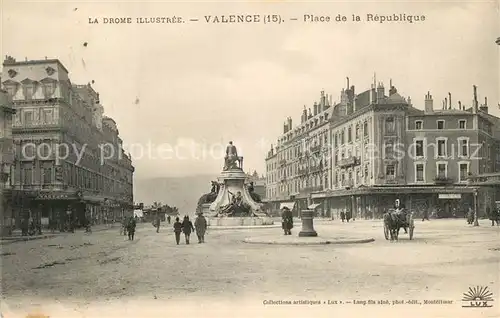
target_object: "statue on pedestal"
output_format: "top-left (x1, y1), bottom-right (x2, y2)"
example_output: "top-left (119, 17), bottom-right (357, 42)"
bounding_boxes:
top-left (220, 190), bottom-right (251, 216)
top-left (248, 181), bottom-right (262, 203)
top-left (224, 141), bottom-right (243, 170)
top-left (196, 181), bottom-right (221, 212)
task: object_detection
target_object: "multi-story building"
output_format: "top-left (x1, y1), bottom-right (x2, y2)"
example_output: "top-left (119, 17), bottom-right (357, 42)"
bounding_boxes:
top-left (0, 86), bottom-right (16, 235)
top-left (265, 90), bottom-right (334, 216)
top-left (265, 78), bottom-right (500, 219)
top-left (1, 56), bottom-right (134, 230)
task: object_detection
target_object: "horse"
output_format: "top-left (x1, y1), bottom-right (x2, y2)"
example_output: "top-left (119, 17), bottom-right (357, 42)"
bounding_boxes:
top-left (383, 210), bottom-right (408, 241)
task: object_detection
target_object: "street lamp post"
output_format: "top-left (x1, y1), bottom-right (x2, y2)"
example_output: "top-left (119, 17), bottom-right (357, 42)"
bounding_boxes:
top-left (474, 189), bottom-right (479, 226)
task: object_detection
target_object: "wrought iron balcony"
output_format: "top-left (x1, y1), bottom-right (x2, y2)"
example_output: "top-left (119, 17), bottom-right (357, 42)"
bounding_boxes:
top-left (310, 144), bottom-right (321, 153)
top-left (309, 164), bottom-right (323, 173)
top-left (434, 176), bottom-right (454, 185)
top-left (301, 185), bottom-right (324, 193)
top-left (339, 156), bottom-right (359, 169)
top-left (342, 180), bottom-right (354, 188)
top-left (297, 168), bottom-right (308, 175)
top-left (279, 159), bottom-right (287, 166)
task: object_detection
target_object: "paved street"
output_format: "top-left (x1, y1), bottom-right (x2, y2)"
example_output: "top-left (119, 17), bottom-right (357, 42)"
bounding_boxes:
top-left (1, 219), bottom-right (499, 318)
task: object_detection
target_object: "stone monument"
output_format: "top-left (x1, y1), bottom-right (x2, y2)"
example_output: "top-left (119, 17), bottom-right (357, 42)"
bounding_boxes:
top-left (197, 141), bottom-right (274, 226)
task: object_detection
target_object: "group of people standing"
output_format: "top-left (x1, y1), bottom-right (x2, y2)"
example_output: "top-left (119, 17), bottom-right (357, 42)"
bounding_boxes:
top-left (340, 210), bottom-right (354, 222)
top-left (172, 214), bottom-right (208, 244)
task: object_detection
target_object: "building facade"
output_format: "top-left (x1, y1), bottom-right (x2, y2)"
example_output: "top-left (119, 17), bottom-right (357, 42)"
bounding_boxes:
top-left (0, 86), bottom-right (16, 235)
top-left (265, 90), bottom-right (334, 216)
top-left (1, 56), bottom-right (134, 230)
top-left (246, 170), bottom-right (266, 200)
top-left (265, 78), bottom-right (500, 219)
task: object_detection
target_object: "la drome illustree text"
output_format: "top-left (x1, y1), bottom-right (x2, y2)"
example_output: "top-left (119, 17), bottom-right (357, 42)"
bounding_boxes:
top-left (88, 14), bottom-right (426, 25)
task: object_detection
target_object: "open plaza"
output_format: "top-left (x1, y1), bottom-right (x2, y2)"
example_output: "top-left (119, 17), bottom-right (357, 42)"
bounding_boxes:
top-left (1, 218), bottom-right (498, 318)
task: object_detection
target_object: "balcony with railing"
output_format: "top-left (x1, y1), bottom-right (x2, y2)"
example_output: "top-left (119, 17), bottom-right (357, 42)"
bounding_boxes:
top-left (342, 180), bottom-right (354, 188)
top-left (338, 156), bottom-right (359, 169)
top-left (310, 144), bottom-right (321, 153)
top-left (279, 159), bottom-right (287, 166)
top-left (309, 164), bottom-right (323, 173)
top-left (434, 175), bottom-right (454, 185)
top-left (301, 185), bottom-right (324, 193)
top-left (468, 172), bottom-right (500, 185)
top-left (297, 167), bottom-right (308, 175)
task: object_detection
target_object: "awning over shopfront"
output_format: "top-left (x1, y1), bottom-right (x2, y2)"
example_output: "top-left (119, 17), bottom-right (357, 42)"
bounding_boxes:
top-left (280, 201), bottom-right (295, 210)
top-left (308, 203), bottom-right (321, 209)
top-left (311, 185), bottom-right (476, 198)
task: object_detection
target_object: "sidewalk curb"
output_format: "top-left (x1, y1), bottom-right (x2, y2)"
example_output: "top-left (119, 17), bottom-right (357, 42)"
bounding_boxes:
top-left (243, 237), bottom-right (375, 245)
top-left (0, 234), bottom-right (58, 245)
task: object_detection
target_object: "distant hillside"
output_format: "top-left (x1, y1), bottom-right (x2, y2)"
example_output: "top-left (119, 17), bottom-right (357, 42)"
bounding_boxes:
top-left (133, 175), bottom-right (217, 215)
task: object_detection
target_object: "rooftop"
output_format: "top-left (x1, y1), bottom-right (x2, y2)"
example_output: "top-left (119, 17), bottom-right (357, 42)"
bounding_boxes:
top-left (3, 55), bottom-right (70, 75)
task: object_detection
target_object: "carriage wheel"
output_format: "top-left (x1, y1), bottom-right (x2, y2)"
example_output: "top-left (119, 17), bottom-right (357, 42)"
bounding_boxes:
top-left (384, 223), bottom-right (390, 240)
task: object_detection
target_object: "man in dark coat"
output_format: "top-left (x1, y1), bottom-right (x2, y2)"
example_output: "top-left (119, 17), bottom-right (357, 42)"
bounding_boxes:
top-left (195, 213), bottom-right (208, 243)
top-left (340, 211), bottom-right (345, 222)
top-left (127, 217), bottom-right (137, 240)
top-left (281, 207), bottom-right (293, 235)
top-left (155, 212), bottom-right (161, 233)
top-left (181, 216), bottom-right (195, 244)
top-left (173, 217), bottom-right (182, 245)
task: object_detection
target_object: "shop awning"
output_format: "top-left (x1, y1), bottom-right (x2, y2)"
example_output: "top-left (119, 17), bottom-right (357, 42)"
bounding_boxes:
top-left (308, 203), bottom-right (321, 209)
top-left (280, 201), bottom-right (295, 210)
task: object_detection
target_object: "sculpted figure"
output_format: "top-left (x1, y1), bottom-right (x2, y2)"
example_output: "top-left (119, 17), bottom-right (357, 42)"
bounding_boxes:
top-left (224, 141), bottom-right (241, 170)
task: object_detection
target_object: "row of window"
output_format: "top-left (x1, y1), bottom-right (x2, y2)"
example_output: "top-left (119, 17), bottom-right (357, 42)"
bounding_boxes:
top-left (413, 162), bottom-right (469, 182)
top-left (413, 138), bottom-right (469, 158)
top-left (4, 82), bottom-right (56, 100)
top-left (414, 119), bottom-right (467, 130)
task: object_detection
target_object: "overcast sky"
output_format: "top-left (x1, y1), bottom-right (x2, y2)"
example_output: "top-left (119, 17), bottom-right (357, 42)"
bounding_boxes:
top-left (2, 0), bottom-right (498, 179)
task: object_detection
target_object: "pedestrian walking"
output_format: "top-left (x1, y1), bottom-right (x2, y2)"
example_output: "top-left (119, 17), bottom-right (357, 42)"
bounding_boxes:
top-left (120, 216), bottom-right (128, 236)
top-left (340, 211), bottom-right (345, 222)
top-left (127, 217), bottom-right (137, 240)
top-left (489, 206), bottom-right (499, 226)
top-left (281, 207), bottom-right (293, 235)
top-left (194, 213), bottom-right (208, 243)
top-left (167, 215), bottom-right (171, 224)
top-left (422, 208), bottom-right (430, 221)
top-left (155, 212), bottom-right (161, 233)
top-left (181, 216), bottom-right (195, 244)
top-left (173, 217), bottom-right (182, 245)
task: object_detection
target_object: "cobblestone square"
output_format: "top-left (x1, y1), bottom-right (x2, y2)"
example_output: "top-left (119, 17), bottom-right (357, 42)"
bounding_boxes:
top-left (1, 219), bottom-right (499, 317)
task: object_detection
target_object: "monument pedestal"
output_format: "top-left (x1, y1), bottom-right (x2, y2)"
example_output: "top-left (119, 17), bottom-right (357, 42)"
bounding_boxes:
top-left (298, 209), bottom-right (318, 237)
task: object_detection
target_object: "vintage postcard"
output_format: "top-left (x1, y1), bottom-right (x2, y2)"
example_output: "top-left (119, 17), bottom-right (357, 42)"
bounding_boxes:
top-left (0, 0), bottom-right (499, 317)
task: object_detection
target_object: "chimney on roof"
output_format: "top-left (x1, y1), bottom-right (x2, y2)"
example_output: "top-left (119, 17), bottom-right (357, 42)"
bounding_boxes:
top-left (448, 92), bottom-right (452, 110)
top-left (346, 77), bottom-right (349, 89)
top-left (377, 82), bottom-right (385, 103)
top-left (458, 101), bottom-right (462, 110)
top-left (407, 96), bottom-right (412, 106)
top-left (473, 85), bottom-right (479, 113)
top-left (424, 92), bottom-right (433, 113)
top-left (313, 102), bottom-right (318, 116)
top-left (308, 108), bottom-right (312, 119)
top-left (480, 96), bottom-right (489, 114)
top-left (320, 90), bottom-right (326, 110)
top-left (444, 97), bottom-right (448, 110)
top-left (288, 116), bottom-right (292, 129)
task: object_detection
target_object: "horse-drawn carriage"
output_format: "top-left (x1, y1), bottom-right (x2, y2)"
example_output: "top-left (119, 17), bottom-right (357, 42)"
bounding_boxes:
top-left (383, 207), bottom-right (415, 241)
